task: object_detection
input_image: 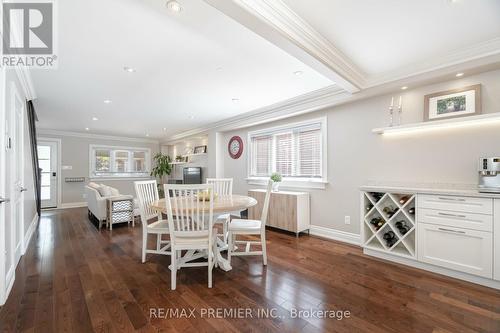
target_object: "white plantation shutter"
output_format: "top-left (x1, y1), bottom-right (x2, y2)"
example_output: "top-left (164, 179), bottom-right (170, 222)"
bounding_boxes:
top-left (297, 128), bottom-right (321, 177)
top-left (275, 132), bottom-right (293, 176)
top-left (249, 120), bottom-right (324, 179)
top-left (251, 135), bottom-right (272, 176)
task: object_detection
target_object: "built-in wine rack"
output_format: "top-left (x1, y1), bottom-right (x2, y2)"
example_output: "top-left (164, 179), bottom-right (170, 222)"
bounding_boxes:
top-left (362, 191), bottom-right (416, 258)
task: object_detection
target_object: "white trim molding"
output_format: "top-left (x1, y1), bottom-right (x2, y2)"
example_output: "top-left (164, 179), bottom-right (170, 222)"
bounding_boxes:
top-left (23, 214), bottom-right (39, 255)
top-left (309, 225), bottom-right (361, 246)
top-left (247, 177), bottom-right (328, 190)
top-left (165, 85), bottom-right (347, 141)
top-left (205, 0), bottom-right (364, 92)
top-left (37, 129), bottom-right (160, 144)
top-left (14, 64), bottom-right (37, 101)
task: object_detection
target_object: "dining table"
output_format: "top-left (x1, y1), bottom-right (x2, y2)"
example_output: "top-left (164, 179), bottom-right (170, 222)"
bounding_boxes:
top-left (149, 194), bottom-right (257, 271)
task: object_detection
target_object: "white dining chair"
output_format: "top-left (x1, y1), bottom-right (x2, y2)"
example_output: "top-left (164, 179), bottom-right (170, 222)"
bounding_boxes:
top-left (134, 180), bottom-right (171, 263)
top-left (227, 180), bottom-right (272, 266)
top-left (206, 178), bottom-right (233, 245)
top-left (164, 183), bottom-right (218, 290)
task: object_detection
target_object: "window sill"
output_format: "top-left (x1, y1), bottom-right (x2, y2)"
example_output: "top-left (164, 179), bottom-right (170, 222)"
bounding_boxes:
top-left (89, 176), bottom-right (152, 181)
top-left (246, 177), bottom-right (328, 190)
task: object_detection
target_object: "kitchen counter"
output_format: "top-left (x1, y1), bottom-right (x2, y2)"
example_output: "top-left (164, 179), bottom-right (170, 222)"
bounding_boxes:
top-left (360, 183), bottom-right (500, 198)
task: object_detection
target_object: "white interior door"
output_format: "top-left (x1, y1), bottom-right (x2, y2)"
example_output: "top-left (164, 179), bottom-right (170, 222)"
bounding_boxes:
top-left (38, 141), bottom-right (58, 208)
top-left (0, 64), bottom-right (8, 306)
top-left (1, 80), bottom-right (25, 305)
top-left (11, 83), bottom-right (25, 267)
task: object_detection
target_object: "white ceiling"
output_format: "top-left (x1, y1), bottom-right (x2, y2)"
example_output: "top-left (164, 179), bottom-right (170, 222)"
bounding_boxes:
top-left (32, 0), bottom-right (333, 139)
top-left (32, 0), bottom-right (500, 140)
top-left (283, 0), bottom-right (500, 77)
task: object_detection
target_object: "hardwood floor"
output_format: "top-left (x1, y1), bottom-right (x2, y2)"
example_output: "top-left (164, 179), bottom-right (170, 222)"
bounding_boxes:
top-left (0, 208), bottom-right (499, 332)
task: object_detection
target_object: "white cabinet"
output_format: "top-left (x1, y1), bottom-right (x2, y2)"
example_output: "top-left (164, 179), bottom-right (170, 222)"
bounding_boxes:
top-left (495, 199), bottom-right (500, 281)
top-left (418, 208), bottom-right (493, 232)
top-left (418, 222), bottom-right (493, 278)
top-left (418, 194), bottom-right (493, 215)
top-left (361, 187), bottom-right (500, 288)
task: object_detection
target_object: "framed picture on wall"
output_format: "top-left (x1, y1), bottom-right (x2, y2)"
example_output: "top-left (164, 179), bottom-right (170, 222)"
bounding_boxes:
top-left (424, 84), bottom-right (481, 122)
top-left (194, 145), bottom-right (207, 154)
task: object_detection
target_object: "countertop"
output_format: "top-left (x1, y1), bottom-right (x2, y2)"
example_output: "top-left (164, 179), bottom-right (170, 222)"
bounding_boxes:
top-left (360, 182), bottom-right (500, 198)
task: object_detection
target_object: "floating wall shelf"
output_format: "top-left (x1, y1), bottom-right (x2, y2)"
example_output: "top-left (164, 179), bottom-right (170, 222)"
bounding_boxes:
top-left (373, 112), bottom-right (500, 135)
top-left (182, 152), bottom-right (207, 157)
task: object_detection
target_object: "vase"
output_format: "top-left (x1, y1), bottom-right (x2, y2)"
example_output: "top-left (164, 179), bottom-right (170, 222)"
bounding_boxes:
top-left (272, 182), bottom-right (280, 192)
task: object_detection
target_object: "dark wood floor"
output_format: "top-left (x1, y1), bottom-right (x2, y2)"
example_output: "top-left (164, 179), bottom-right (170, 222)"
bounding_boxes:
top-left (0, 208), bottom-right (499, 333)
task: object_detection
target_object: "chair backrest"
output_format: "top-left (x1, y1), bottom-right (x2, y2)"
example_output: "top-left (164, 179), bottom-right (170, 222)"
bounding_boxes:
top-left (134, 180), bottom-right (161, 225)
top-left (206, 178), bottom-right (233, 196)
top-left (260, 180), bottom-right (273, 231)
top-left (163, 184), bottom-right (214, 243)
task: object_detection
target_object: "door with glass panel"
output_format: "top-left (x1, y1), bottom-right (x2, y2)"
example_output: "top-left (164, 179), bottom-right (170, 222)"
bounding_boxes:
top-left (38, 141), bottom-right (58, 208)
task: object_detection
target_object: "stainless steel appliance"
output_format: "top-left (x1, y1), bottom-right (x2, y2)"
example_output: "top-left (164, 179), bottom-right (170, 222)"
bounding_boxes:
top-left (478, 157), bottom-right (500, 193)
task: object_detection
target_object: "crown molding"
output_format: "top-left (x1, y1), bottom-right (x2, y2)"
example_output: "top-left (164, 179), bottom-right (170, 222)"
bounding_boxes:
top-left (37, 129), bottom-right (160, 144)
top-left (204, 0), bottom-right (364, 92)
top-left (366, 37), bottom-right (500, 87)
top-left (164, 85), bottom-right (348, 142)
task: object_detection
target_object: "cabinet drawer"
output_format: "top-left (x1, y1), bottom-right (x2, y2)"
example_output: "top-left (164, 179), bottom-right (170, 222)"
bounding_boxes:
top-left (418, 194), bottom-right (492, 215)
top-left (418, 208), bottom-right (493, 232)
top-left (418, 223), bottom-right (493, 278)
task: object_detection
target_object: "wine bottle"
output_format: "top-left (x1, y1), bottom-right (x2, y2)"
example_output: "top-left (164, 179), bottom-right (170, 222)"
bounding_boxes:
top-left (408, 207), bottom-right (415, 215)
top-left (399, 195), bottom-right (411, 205)
top-left (383, 206), bottom-right (397, 218)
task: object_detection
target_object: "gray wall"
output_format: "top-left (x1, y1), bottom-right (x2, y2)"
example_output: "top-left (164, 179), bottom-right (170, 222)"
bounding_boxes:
top-left (5, 69), bottom-right (37, 234)
top-left (37, 134), bottom-right (160, 204)
top-left (218, 69), bottom-right (500, 235)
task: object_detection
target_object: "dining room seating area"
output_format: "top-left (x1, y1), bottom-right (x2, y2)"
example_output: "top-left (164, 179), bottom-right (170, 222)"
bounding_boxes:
top-left (132, 178), bottom-right (272, 290)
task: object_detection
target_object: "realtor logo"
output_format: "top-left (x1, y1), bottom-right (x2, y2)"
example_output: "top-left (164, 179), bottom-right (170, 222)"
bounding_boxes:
top-left (1, 0), bottom-right (57, 68)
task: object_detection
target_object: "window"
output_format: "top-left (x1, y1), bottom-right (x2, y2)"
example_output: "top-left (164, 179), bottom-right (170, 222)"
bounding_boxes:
top-left (248, 118), bottom-right (326, 183)
top-left (90, 145), bottom-right (151, 178)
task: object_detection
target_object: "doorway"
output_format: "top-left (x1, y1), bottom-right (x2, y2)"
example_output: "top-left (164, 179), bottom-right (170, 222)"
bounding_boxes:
top-left (37, 140), bottom-right (59, 209)
top-left (0, 79), bottom-right (26, 305)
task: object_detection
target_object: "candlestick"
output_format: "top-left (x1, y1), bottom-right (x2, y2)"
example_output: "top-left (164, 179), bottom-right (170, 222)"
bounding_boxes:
top-left (398, 96), bottom-right (403, 125)
top-left (389, 97), bottom-right (394, 127)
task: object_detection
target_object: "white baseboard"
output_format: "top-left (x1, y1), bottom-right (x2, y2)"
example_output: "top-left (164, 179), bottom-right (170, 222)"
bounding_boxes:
top-left (59, 202), bottom-right (88, 209)
top-left (365, 249), bottom-right (500, 290)
top-left (23, 214), bottom-right (39, 255)
top-left (309, 225), bottom-right (360, 246)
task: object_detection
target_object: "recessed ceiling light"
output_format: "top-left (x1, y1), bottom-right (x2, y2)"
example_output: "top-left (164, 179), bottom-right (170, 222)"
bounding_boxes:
top-left (92, 117), bottom-right (98, 121)
top-left (123, 66), bottom-right (136, 73)
top-left (166, 0), bottom-right (182, 12)
top-left (401, 86), bottom-right (408, 90)
top-left (456, 72), bottom-right (464, 77)
top-left (146, 134), bottom-right (150, 137)
top-left (103, 99), bottom-right (112, 104)
top-left (232, 98), bottom-right (240, 102)
top-left (163, 127), bottom-right (167, 131)
top-left (294, 71), bottom-right (303, 76)
top-left (85, 127), bottom-right (89, 131)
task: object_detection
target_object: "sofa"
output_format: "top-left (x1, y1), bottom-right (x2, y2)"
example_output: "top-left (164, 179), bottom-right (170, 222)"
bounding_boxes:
top-left (85, 182), bottom-right (139, 229)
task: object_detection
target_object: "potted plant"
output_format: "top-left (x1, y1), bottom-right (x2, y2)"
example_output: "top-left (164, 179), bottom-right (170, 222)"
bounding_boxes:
top-left (151, 153), bottom-right (172, 198)
top-left (175, 155), bottom-right (184, 162)
top-left (270, 172), bottom-right (282, 192)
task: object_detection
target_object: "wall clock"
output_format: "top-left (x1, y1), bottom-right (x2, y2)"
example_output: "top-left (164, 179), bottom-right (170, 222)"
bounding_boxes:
top-left (228, 136), bottom-right (243, 159)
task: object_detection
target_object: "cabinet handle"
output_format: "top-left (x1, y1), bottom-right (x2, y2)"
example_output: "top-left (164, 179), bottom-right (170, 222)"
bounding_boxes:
top-left (437, 227), bottom-right (466, 234)
top-left (437, 197), bottom-right (466, 202)
top-left (437, 212), bottom-right (466, 219)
